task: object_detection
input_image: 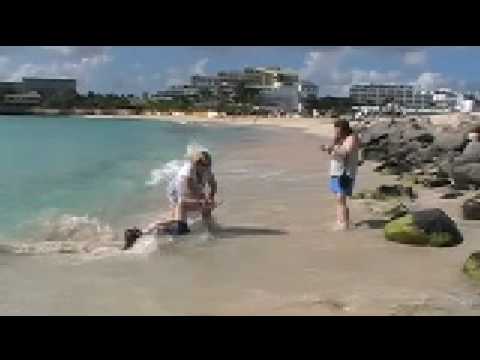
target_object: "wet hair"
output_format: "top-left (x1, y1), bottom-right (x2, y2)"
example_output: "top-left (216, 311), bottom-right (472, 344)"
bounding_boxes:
top-left (192, 150), bottom-right (212, 167)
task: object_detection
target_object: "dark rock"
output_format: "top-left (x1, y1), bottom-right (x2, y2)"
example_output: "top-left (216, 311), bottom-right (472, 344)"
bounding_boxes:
top-left (384, 208), bottom-right (463, 247)
top-left (369, 184), bottom-right (417, 200)
top-left (363, 147), bottom-right (388, 161)
top-left (434, 133), bottom-right (468, 152)
top-left (463, 252), bottom-right (480, 281)
top-left (423, 178), bottom-right (451, 188)
top-left (462, 198), bottom-right (480, 220)
top-left (415, 133), bottom-right (435, 144)
top-left (439, 191), bottom-right (463, 200)
top-left (451, 163), bottom-right (480, 187)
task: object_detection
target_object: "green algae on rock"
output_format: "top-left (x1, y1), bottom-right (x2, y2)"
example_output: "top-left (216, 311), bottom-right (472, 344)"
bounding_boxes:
top-left (463, 252), bottom-right (480, 281)
top-left (384, 209), bottom-right (463, 247)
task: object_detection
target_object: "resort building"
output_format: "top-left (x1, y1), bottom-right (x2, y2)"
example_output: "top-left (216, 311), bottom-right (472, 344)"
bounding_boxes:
top-left (150, 85), bottom-right (200, 101)
top-left (0, 78), bottom-right (77, 104)
top-left (22, 78), bottom-right (77, 99)
top-left (3, 91), bottom-right (42, 106)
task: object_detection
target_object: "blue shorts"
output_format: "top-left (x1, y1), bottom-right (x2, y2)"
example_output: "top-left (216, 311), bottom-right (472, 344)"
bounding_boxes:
top-left (330, 175), bottom-right (354, 197)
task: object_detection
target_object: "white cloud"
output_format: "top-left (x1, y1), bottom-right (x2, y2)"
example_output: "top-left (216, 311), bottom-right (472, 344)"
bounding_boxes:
top-left (191, 58), bottom-right (209, 76)
top-left (2, 53), bottom-right (112, 92)
top-left (165, 58), bottom-right (209, 87)
top-left (299, 48), bottom-right (350, 80)
top-left (299, 49), bottom-right (407, 96)
top-left (414, 72), bottom-right (450, 90)
top-left (403, 51), bottom-right (427, 65)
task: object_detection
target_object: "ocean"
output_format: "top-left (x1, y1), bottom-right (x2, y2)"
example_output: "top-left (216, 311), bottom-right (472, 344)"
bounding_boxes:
top-left (0, 115), bottom-right (257, 245)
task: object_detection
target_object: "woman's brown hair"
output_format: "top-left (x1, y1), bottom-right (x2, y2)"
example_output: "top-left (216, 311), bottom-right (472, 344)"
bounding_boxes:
top-left (333, 119), bottom-right (353, 145)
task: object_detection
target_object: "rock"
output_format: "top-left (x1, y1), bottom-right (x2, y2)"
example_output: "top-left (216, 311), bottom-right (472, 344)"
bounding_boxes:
top-left (422, 178), bottom-right (451, 188)
top-left (462, 198), bottom-right (480, 220)
top-left (363, 147), bottom-right (388, 161)
top-left (376, 185), bottom-right (417, 200)
top-left (415, 133), bottom-right (435, 144)
top-left (434, 133), bottom-right (468, 152)
top-left (384, 202), bottom-right (409, 220)
top-left (384, 214), bottom-right (429, 245)
top-left (439, 191), bottom-right (463, 200)
top-left (457, 141), bottom-right (480, 163)
top-left (452, 163), bottom-right (480, 187)
top-left (463, 252), bottom-right (480, 281)
top-left (384, 208), bottom-right (463, 247)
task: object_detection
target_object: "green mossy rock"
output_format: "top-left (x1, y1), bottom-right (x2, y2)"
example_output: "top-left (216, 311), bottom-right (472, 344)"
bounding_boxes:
top-left (463, 252), bottom-right (480, 281)
top-left (384, 209), bottom-right (463, 247)
top-left (384, 215), bottom-right (429, 245)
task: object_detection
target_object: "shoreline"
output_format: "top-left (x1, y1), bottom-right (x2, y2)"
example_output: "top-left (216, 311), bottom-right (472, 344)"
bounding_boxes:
top-left (79, 113), bottom-right (337, 139)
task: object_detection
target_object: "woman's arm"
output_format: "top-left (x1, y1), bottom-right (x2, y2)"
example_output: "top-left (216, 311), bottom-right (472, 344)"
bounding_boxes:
top-left (331, 134), bottom-right (359, 159)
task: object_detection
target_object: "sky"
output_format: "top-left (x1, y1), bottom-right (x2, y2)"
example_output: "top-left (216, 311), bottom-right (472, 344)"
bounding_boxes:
top-left (0, 46), bottom-right (479, 96)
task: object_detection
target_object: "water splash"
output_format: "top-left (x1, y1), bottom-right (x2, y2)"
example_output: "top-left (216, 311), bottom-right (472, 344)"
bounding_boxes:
top-left (145, 142), bottom-right (210, 187)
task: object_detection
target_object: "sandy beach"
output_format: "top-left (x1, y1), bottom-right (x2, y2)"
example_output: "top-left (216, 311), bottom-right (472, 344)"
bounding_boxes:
top-left (2, 114), bottom-right (479, 315)
top-left (74, 114), bottom-right (480, 315)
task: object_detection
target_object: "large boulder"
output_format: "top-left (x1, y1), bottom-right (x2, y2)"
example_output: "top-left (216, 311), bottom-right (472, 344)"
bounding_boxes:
top-left (451, 163), bottom-right (480, 188)
top-left (462, 198), bottom-right (480, 220)
top-left (463, 252), bottom-right (480, 281)
top-left (433, 132), bottom-right (468, 152)
top-left (384, 208), bottom-right (463, 247)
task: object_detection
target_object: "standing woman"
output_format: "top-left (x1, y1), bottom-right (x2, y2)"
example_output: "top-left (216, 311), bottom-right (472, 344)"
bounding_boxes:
top-left (322, 120), bottom-right (360, 230)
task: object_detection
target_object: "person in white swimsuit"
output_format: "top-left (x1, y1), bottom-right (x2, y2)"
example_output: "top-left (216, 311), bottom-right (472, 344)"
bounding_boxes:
top-left (167, 150), bottom-right (218, 229)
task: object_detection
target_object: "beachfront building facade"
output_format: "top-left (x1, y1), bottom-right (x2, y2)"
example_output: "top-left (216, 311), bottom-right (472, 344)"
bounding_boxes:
top-left (3, 91), bottom-right (42, 105)
top-left (349, 84), bottom-right (480, 113)
top-left (0, 82), bottom-right (25, 97)
top-left (432, 88), bottom-right (462, 111)
top-left (189, 67), bottom-right (317, 113)
top-left (350, 84), bottom-right (435, 109)
top-left (150, 85), bottom-right (200, 101)
top-left (0, 77), bottom-right (77, 104)
top-left (22, 78), bottom-right (77, 99)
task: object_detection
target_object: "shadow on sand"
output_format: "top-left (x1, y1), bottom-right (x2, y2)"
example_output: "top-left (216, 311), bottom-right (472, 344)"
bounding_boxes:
top-left (354, 219), bottom-right (389, 230)
top-left (212, 225), bottom-right (288, 239)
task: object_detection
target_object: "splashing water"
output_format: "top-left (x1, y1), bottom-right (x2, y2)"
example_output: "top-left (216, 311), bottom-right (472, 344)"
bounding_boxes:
top-left (145, 142), bottom-right (210, 187)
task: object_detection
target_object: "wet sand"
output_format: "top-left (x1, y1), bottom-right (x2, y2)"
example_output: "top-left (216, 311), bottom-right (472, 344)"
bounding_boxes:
top-left (2, 123), bottom-right (480, 315)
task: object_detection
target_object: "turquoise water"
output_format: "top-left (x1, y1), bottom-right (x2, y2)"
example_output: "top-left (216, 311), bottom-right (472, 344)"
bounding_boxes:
top-left (0, 116), bottom-right (253, 241)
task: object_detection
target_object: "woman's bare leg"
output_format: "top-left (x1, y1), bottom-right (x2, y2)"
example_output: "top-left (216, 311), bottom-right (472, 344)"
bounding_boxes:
top-left (336, 194), bottom-right (349, 230)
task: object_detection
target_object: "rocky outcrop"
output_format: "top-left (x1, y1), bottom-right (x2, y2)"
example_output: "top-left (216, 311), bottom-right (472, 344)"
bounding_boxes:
top-left (384, 208), bottom-right (463, 247)
top-left (359, 116), bottom-right (480, 189)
